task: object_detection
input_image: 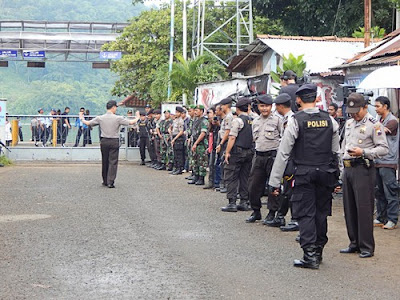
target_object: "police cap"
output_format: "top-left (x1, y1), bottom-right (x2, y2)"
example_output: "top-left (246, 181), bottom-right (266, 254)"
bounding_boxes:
top-left (219, 97), bottom-right (232, 105)
top-left (346, 93), bottom-right (366, 114)
top-left (256, 94), bottom-right (273, 105)
top-left (153, 109), bottom-right (161, 114)
top-left (175, 106), bottom-right (184, 113)
top-left (236, 97), bottom-right (250, 109)
top-left (139, 111), bottom-right (146, 116)
top-left (295, 84), bottom-right (318, 96)
top-left (145, 104), bottom-right (151, 108)
top-left (274, 93), bottom-right (292, 104)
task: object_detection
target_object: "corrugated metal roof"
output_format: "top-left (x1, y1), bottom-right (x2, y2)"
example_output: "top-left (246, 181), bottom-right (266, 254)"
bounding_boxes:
top-left (258, 38), bottom-right (364, 74)
top-left (335, 55), bottom-right (400, 68)
top-left (256, 34), bottom-right (369, 43)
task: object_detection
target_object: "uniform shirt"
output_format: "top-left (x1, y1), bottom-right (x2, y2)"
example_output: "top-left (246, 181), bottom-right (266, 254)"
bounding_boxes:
top-left (252, 113), bottom-right (282, 152)
top-left (269, 107), bottom-right (340, 188)
top-left (218, 112), bottom-right (233, 140)
top-left (229, 112), bottom-right (247, 137)
top-left (87, 111), bottom-right (130, 138)
top-left (341, 113), bottom-right (389, 160)
top-left (282, 110), bottom-right (294, 135)
top-left (172, 117), bottom-right (184, 135)
top-left (31, 118), bottom-right (38, 127)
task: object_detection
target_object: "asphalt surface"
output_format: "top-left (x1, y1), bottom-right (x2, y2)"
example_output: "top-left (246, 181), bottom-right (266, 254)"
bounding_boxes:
top-left (1, 163), bottom-right (400, 299)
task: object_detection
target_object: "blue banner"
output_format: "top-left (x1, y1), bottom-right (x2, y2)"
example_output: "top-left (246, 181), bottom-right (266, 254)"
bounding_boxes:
top-left (23, 51), bottom-right (45, 58)
top-left (0, 50), bottom-right (17, 58)
top-left (99, 51), bottom-right (122, 60)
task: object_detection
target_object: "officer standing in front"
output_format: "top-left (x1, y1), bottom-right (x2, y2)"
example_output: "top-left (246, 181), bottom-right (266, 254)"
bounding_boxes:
top-left (246, 94), bottom-right (282, 223)
top-left (268, 84), bottom-right (340, 269)
top-left (221, 98), bottom-right (254, 212)
top-left (340, 93), bottom-right (388, 258)
top-left (80, 100), bottom-right (138, 188)
top-left (170, 106), bottom-right (186, 175)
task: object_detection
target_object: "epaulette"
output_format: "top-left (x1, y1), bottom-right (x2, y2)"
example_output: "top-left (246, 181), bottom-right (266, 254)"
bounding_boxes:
top-left (346, 118), bottom-right (354, 127)
top-left (368, 117), bottom-right (377, 124)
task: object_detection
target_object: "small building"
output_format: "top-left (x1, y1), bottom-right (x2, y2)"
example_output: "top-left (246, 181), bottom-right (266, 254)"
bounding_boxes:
top-left (227, 35), bottom-right (365, 109)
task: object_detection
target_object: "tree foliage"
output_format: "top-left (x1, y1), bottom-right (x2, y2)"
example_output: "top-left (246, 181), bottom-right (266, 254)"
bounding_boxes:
top-left (352, 26), bottom-right (386, 39)
top-left (270, 54), bottom-right (307, 83)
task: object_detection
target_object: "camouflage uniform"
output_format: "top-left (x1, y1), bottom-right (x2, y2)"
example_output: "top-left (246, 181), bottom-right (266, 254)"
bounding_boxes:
top-left (192, 116), bottom-right (209, 177)
top-left (187, 117), bottom-right (195, 171)
top-left (160, 118), bottom-right (174, 168)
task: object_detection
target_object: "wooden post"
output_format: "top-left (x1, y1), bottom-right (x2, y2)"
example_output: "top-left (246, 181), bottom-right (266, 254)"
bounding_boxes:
top-left (364, 0), bottom-right (371, 48)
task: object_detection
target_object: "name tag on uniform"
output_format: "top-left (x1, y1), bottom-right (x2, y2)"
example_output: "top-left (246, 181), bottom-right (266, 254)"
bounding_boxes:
top-left (306, 120), bottom-right (328, 128)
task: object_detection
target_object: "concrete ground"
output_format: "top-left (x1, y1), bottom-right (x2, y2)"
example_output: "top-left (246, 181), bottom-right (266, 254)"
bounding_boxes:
top-left (1, 163), bottom-right (400, 299)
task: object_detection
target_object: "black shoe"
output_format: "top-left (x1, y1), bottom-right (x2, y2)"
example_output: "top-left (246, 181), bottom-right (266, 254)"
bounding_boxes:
top-left (262, 211), bottom-right (276, 225)
top-left (172, 169), bottom-right (183, 175)
top-left (280, 221), bottom-right (299, 232)
top-left (265, 216), bottom-right (286, 227)
top-left (340, 247), bottom-right (360, 254)
top-left (295, 234), bottom-right (300, 243)
top-left (140, 160), bottom-right (145, 165)
top-left (102, 182), bottom-right (107, 187)
top-left (246, 211), bottom-right (262, 223)
top-left (169, 169), bottom-right (176, 174)
top-left (219, 187), bottom-right (228, 193)
top-left (203, 184), bottom-right (214, 189)
top-left (221, 203), bottom-right (237, 212)
top-left (237, 202), bottom-right (251, 211)
top-left (315, 246), bottom-right (324, 263)
top-left (188, 175), bottom-right (199, 184)
top-left (107, 184), bottom-right (115, 188)
top-left (195, 176), bottom-right (205, 185)
top-left (293, 247), bottom-right (319, 270)
top-left (185, 175), bottom-right (194, 180)
top-left (158, 164), bottom-right (166, 170)
top-left (359, 251), bottom-right (374, 258)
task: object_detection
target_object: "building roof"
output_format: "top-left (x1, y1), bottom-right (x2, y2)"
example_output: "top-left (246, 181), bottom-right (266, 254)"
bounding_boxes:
top-left (332, 28), bottom-right (400, 69)
top-left (228, 35), bottom-right (365, 75)
top-left (118, 94), bottom-right (148, 108)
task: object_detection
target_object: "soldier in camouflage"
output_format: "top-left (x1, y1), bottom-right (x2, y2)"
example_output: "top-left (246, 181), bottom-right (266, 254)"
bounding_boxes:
top-left (159, 110), bottom-right (174, 171)
top-left (188, 105), bottom-right (209, 185)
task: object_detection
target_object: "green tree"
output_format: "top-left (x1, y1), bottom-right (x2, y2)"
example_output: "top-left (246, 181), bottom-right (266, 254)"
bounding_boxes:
top-left (352, 26), bottom-right (386, 39)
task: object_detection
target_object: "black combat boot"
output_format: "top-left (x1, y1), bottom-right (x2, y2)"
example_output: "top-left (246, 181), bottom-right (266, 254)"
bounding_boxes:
top-left (237, 200), bottom-right (251, 211)
top-left (246, 210), bottom-right (262, 223)
top-left (262, 210), bottom-right (276, 225)
top-left (185, 173), bottom-right (194, 180)
top-left (188, 175), bottom-right (199, 184)
top-left (169, 168), bottom-right (176, 174)
top-left (221, 199), bottom-right (237, 212)
top-left (172, 168), bottom-right (183, 175)
top-left (280, 219), bottom-right (299, 231)
top-left (195, 176), bottom-right (205, 185)
top-left (315, 245), bottom-right (324, 264)
top-left (293, 246), bottom-right (319, 269)
top-left (157, 164), bottom-right (166, 170)
top-left (265, 215), bottom-right (286, 227)
top-left (140, 160), bottom-right (145, 165)
top-left (166, 164), bottom-right (173, 171)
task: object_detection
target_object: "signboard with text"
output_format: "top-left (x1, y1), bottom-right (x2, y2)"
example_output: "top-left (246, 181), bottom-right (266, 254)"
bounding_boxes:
top-left (99, 51), bottom-right (122, 60)
top-left (23, 50), bottom-right (45, 58)
top-left (0, 50), bottom-right (17, 58)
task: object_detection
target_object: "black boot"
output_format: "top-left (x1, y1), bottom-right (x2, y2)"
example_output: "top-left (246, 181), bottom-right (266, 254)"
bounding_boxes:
top-left (185, 174), bottom-right (194, 180)
top-left (169, 168), bottom-right (176, 174)
top-left (195, 176), bottom-right (205, 185)
top-left (246, 211), bottom-right (262, 223)
top-left (188, 175), bottom-right (199, 184)
top-left (265, 215), bottom-right (286, 227)
top-left (280, 219), bottom-right (299, 231)
top-left (262, 210), bottom-right (276, 225)
top-left (315, 246), bottom-right (324, 264)
top-left (203, 182), bottom-right (214, 189)
top-left (172, 168), bottom-right (183, 175)
top-left (166, 164), bottom-right (173, 171)
top-left (237, 200), bottom-right (251, 211)
top-left (157, 164), bottom-right (166, 170)
top-left (293, 246), bottom-right (319, 269)
top-left (140, 160), bottom-right (145, 165)
top-left (221, 199), bottom-right (237, 212)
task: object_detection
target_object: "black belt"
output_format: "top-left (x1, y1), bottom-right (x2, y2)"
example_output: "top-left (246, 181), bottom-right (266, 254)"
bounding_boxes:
top-left (343, 158), bottom-right (373, 168)
top-left (256, 150), bottom-right (277, 157)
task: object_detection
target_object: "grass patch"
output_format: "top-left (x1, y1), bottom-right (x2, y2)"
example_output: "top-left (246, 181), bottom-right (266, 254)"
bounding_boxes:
top-left (0, 155), bottom-right (12, 166)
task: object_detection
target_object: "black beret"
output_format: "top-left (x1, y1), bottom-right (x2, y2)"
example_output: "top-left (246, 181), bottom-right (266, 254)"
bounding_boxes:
top-left (256, 94), bottom-right (273, 105)
top-left (274, 93), bottom-right (292, 104)
top-left (295, 84), bottom-right (318, 96)
top-left (175, 106), bottom-right (184, 113)
top-left (139, 111), bottom-right (146, 116)
top-left (236, 97), bottom-right (250, 108)
top-left (219, 97), bottom-right (232, 105)
top-left (153, 109), bottom-right (161, 114)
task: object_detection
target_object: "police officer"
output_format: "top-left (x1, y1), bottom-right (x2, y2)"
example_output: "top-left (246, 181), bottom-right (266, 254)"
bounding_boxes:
top-left (268, 84), bottom-right (340, 269)
top-left (246, 94), bottom-right (283, 222)
top-left (146, 109), bottom-right (158, 168)
top-left (170, 106), bottom-right (186, 175)
top-left (80, 100), bottom-right (138, 188)
top-left (188, 105), bottom-right (209, 185)
top-left (274, 93), bottom-right (299, 231)
top-left (340, 93), bottom-right (389, 258)
top-left (221, 98), bottom-right (254, 212)
top-left (280, 70), bottom-right (300, 112)
top-left (137, 112), bottom-right (149, 165)
top-left (153, 109), bottom-right (162, 169)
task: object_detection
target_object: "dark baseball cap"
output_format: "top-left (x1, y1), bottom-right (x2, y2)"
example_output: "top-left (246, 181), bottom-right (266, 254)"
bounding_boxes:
top-left (106, 100), bottom-right (118, 109)
top-left (236, 97), bottom-right (250, 109)
top-left (295, 84), bottom-right (318, 96)
top-left (175, 106), bottom-right (184, 113)
top-left (153, 109), bottom-right (161, 114)
top-left (220, 97), bottom-right (232, 105)
top-left (280, 70), bottom-right (297, 80)
top-left (346, 93), bottom-right (366, 114)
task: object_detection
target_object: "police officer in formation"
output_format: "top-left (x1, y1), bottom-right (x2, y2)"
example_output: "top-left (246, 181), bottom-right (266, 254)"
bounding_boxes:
top-left (340, 93), bottom-right (388, 258)
top-left (221, 98), bottom-right (254, 212)
top-left (246, 94), bottom-right (282, 223)
top-left (137, 112), bottom-right (149, 165)
top-left (268, 84), bottom-right (340, 269)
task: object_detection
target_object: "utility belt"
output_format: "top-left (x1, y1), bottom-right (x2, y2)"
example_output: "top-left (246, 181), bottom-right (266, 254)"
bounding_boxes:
top-left (232, 145), bottom-right (253, 154)
top-left (343, 158), bottom-right (374, 169)
top-left (256, 150), bottom-right (277, 157)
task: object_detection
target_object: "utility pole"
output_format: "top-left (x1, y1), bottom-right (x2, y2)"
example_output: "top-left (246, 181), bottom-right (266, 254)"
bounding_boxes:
top-left (364, 0), bottom-right (371, 48)
top-left (397, 8), bottom-right (400, 29)
top-left (167, 0), bottom-right (175, 99)
top-left (182, 0), bottom-right (188, 105)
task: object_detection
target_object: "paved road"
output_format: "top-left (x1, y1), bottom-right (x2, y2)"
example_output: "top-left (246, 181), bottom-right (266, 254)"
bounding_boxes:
top-left (1, 163), bottom-right (400, 299)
